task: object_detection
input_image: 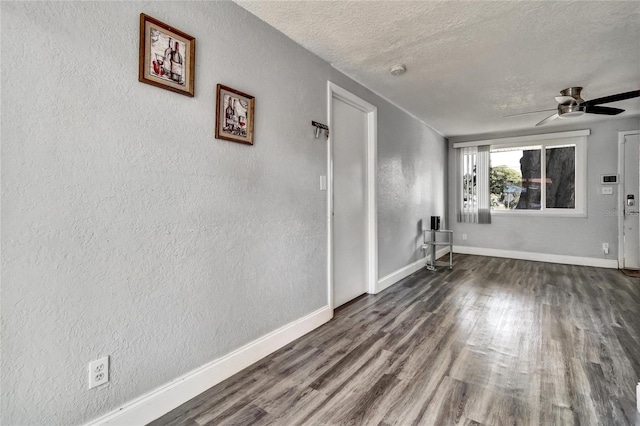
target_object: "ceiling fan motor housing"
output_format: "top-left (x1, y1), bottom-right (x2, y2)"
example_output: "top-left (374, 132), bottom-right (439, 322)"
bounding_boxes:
top-left (560, 87), bottom-right (584, 101)
top-left (558, 87), bottom-right (586, 118)
top-left (558, 103), bottom-right (586, 118)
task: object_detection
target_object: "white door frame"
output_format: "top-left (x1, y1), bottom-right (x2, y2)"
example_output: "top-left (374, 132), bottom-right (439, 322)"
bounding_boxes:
top-left (617, 129), bottom-right (640, 269)
top-left (327, 82), bottom-right (378, 310)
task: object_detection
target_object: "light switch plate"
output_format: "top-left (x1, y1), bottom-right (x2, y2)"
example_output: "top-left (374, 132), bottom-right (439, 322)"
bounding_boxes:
top-left (602, 187), bottom-right (613, 195)
top-left (320, 175), bottom-right (327, 191)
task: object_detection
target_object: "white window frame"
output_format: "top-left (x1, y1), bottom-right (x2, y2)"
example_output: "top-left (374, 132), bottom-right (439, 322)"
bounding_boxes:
top-left (454, 130), bottom-right (589, 218)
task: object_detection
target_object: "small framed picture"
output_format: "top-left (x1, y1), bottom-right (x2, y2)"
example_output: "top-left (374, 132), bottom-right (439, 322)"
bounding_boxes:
top-left (215, 84), bottom-right (255, 145)
top-left (139, 13), bottom-right (195, 97)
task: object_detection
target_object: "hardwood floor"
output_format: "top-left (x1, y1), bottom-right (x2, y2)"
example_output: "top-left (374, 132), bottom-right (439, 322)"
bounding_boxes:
top-left (150, 254), bottom-right (640, 425)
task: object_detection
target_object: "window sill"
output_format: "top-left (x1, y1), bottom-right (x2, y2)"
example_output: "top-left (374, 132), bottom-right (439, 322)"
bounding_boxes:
top-left (490, 209), bottom-right (587, 218)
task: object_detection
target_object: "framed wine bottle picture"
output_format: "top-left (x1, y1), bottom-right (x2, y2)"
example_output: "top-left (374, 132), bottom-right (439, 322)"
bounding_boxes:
top-left (215, 84), bottom-right (255, 145)
top-left (139, 13), bottom-right (195, 97)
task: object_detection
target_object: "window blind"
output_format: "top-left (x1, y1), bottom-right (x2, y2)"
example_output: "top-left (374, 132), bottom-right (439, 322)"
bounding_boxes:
top-left (457, 145), bottom-right (491, 224)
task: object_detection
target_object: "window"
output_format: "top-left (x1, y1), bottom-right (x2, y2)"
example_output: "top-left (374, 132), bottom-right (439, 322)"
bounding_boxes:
top-left (489, 138), bottom-right (585, 215)
top-left (454, 130), bottom-right (588, 218)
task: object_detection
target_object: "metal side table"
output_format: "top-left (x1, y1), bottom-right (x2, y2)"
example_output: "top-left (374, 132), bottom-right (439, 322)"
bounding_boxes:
top-left (422, 229), bottom-right (453, 271)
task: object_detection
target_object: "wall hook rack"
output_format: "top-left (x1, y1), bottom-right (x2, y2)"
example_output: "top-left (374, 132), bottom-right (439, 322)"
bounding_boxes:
top-left (312, 121), bottom-right (329, 138)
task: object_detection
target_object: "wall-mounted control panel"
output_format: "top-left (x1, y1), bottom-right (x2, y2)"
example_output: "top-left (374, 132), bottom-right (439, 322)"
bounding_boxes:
top-left (601, 174), bottom-right (618, 184)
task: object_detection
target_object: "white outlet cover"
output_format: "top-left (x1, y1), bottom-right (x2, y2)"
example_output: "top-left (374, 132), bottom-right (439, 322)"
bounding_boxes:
top-left (88, 356), bottom-right (109, 389)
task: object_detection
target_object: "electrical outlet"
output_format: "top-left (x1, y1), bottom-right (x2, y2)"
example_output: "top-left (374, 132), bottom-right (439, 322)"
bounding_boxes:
top-left (88, 356), bottom-right (109, 389)
top-left (602, 243), bottom-right (609, 255)
top-left (462, 233), bottom-right (468, 241)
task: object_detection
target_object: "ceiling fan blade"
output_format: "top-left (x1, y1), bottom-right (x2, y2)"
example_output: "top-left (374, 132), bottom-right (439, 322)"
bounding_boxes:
top-left (535, 113), bottom-right (559, 126)
top-left (503, 108), bottom-right (556, 118)
top-left (584, 90), bottom-right (640, 106)
top-left (555, 96), bottom-right (576, 105)
top-left (585, 105), bottom-right (625, 115)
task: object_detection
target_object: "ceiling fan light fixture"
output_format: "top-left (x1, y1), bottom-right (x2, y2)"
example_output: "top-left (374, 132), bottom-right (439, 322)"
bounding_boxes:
top-left (558, 111), bottom-right (585, 119)
top-left (390, 64), bottom-right (406, 76)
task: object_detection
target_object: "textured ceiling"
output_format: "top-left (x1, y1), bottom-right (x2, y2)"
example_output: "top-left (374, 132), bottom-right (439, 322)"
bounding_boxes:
top-left (236, 1), bottom-right (640, 137)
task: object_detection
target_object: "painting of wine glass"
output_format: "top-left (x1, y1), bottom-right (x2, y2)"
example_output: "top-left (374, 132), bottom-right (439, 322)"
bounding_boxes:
top-left (149, 31), bottom-right (186, 85)
top-left (215, 84), bottom-right (255, 145)
top-left (139, 14), bottom-right (195, 97)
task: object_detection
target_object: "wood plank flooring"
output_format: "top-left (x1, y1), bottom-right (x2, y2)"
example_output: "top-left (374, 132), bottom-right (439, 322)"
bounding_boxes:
top-left (150, 254), bottom-right (640, 425)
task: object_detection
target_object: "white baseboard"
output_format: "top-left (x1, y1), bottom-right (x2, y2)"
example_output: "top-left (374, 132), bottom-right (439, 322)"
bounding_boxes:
top-left (376, 247), bottom-right (450, 293)
top-left (453, 245), bottom-right (618, 269)
top-left (86, 306), bottom-right (333, 426)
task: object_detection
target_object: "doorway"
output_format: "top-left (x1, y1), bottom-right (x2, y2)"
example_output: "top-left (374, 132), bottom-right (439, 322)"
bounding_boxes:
top-left (618, 131), bottom-right (640, 269)
top-left (327, 82), bottom-right (377, 309)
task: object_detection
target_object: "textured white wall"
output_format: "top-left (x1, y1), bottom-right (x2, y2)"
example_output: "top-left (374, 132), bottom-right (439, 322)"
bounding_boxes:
top-left (1, 1), bottom-right (446, 424)
top-left (448, 116), bottom-right (640, 259)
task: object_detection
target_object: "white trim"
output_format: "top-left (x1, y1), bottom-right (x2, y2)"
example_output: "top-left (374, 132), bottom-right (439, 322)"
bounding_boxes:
top-left (85, 306), bottom-right (332, 426)
top-left (453, 245), bottom-right (618, 269)
top-left (376, 247), bottom-right (450, 293)
top-left (327, 81), bottom-right (378, 309)
top-left (490, 210), bottom-right (587, 218)
top-left (327, 84), bottom-right (334, 309)
top-left (367, 109), bottom-right (379, 295)
top-left (452, 129), bottom-right (590, 148)
top-left (618, 130), bottom-right (640, 269)
top-left (377, 258), bottom-right (426, 294)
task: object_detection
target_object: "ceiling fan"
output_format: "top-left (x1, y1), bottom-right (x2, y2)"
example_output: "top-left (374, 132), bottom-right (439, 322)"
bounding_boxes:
top-left (505, 87), bottom-right (640, 126)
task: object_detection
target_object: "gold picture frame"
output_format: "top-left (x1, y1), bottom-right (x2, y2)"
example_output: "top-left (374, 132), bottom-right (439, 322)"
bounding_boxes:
top-left (139, 13), bottom-right (195, 97)
top-left (215, 84), bottom-right (255, 145)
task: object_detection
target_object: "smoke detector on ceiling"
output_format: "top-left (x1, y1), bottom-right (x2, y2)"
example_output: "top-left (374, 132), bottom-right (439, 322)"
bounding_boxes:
top-left (390, 64), bottom-right (406, 76)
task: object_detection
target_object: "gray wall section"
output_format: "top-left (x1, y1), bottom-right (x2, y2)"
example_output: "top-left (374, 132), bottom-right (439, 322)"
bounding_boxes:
top-left (448, 116), bottom-right (640, 260)
top-left (0, 2), bottom-right (445, 424)
top-left (374, 102), bottom-right (447, 277)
